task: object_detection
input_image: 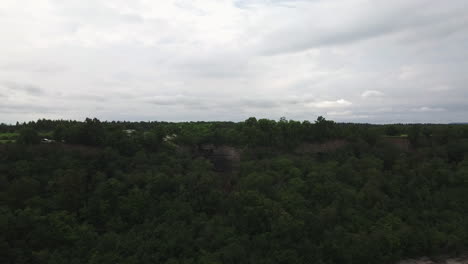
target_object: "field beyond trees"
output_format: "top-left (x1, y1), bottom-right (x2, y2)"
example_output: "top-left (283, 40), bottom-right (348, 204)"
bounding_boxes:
top-left (1, 117), bottom-right (468, 264)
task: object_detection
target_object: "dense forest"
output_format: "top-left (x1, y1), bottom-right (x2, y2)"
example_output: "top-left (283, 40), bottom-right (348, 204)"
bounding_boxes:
top-left (1, 117), bottom-right (468, 264)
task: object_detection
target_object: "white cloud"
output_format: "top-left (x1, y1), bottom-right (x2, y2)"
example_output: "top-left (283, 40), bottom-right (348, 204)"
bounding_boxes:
top-left (412, 106), bottom-right (446, 112)
top-left (398, 65), bottom-right (421, 80)
top-left (430, 85), bottom-right (452, 92)
top-left (327, 110), bottom-right (353, 116)
top-left (306, 99), bottom-right (352, 109)
top-left (361, 90), bottom-right (384, 98)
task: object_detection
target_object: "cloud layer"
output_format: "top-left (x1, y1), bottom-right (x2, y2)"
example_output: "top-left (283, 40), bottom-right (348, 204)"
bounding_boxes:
top-left (1, 0), bottom-right (467, 123)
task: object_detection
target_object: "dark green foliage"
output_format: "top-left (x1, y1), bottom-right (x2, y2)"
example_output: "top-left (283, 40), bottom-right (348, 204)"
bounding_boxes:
top-left (385, 125), bottom-right (400, 136)
top-left (1, 118), bottom-right (468, 263)
top-left (16, 128), bottom-right (40, 145)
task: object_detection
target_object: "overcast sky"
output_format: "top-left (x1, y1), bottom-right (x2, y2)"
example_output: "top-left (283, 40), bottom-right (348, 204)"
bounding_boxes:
top-left (1, 0), bottom-right (467, 123)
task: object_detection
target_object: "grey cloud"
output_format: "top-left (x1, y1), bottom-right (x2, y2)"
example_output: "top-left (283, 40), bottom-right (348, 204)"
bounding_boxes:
top-left (0, 62), bottom-right (68, 73)
top-left (1, 81), bottom-right (44, 96)
top-left (145, 95), bottom-right (299, 113)
top-left (145, 95), bottom-right (351, 112)
top-left (0, 103), bottom-right (61, 114)
top-left (146, 95), bottom-right (205, 107)
top-left (236, 98), bottom-right (280, 109)
top-left (443, 103), bottom-right (468, 113)
top-left (172, 49), bottom-right (252, 79)
top-left (146, 96), bottom-right (281, 110)
top-left (67, 94), bottom-right (109, 102)
top-left (1, 0), bottom-right (467, 123)
top-left (259, 1), bottom-right (468, 55)
top-left (52, 0), bottom-right (146, 26)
